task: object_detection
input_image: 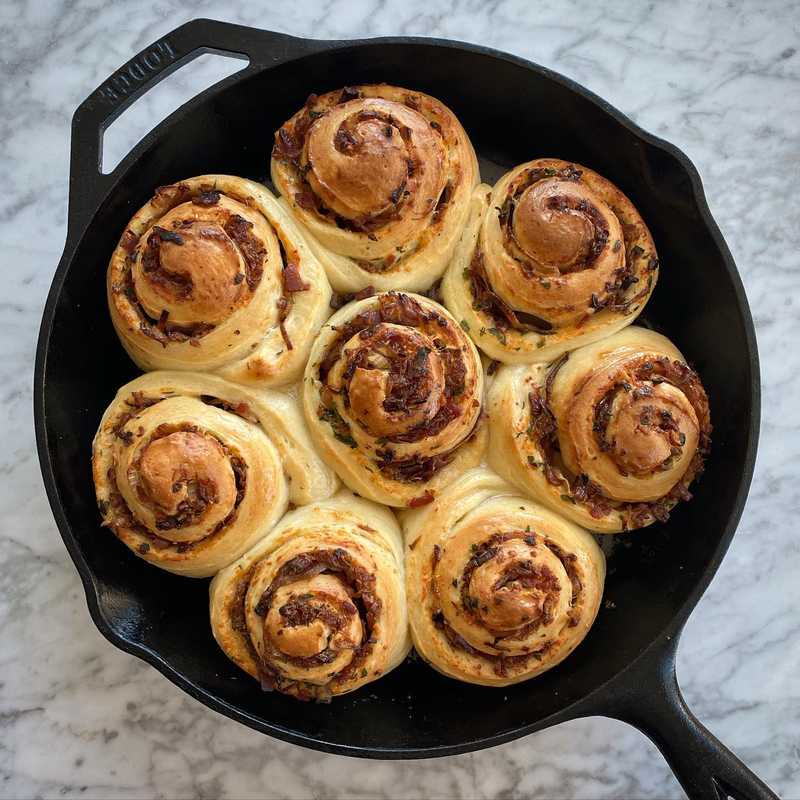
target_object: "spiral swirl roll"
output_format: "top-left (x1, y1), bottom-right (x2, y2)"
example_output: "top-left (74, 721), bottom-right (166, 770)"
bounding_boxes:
top-left (404, 468), bottom-right (605, 686)
top-left (92, 372), bottom-right (338, 577)
top-left (210, 491), bottom-right (410, 700)
top-left (303, 292), bottom-right (486, 508)
top-left (442, 159), bottom-right (658, 363)
top-left (108, 175), bottom-right (331, 387)
top-left (271, 84), bottom-right (479, 293)
top-left (488, 326), bottom-right (712, 532)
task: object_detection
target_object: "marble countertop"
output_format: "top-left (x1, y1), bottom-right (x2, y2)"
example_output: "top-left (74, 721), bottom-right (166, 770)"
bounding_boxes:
top-left (2, 0), bottom-right (798, 797)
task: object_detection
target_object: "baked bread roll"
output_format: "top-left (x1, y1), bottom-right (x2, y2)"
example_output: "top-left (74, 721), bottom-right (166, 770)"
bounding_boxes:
top-left (303, 291), bottom-right (487, 508)
top-left (107, 175), bottom-right (331, 387)
top-left (488, 326), bottom-right (711, 532)
top-left (442, 159), bottom-right (658, 362)
top-left (210, 491), bottom-right (410, 700)
top-left (404, 468), bottom-right (605, 686)
top-left (271, 84), bottom-right (479, 293)
top-left (92, 372), bottom-right (337, 577)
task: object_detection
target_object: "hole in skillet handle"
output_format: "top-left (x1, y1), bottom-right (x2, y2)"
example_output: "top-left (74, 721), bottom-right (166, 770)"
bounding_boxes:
top-left (64, 18), bottom-right (315, 234)
top-left (101, 52), bottom-right (247, 174)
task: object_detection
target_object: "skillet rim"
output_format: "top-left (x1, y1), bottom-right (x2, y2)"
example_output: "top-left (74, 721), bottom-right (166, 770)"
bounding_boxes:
top-left (33, 27), bottom-right (761, 758)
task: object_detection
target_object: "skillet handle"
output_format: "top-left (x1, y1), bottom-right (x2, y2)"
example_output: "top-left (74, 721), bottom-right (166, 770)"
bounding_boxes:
top-left (611, 638), bottom-right (779, 800)
top-left (66, 18), bottom-right (314, 234)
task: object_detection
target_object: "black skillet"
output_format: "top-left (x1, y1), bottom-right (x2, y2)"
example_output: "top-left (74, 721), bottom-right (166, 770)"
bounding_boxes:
top-left (34, 19), bottom-right (776, 800)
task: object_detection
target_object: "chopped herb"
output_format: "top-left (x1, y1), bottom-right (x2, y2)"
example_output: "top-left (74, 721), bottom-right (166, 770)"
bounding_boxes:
top-left (497, 195), bottom-right (514, 225)
top-left (487, 327), bottom-right (507, 345)
top-left (153, 226), bottom-right (184, 245)
top-left (318, 405), bottom-right (357, 448)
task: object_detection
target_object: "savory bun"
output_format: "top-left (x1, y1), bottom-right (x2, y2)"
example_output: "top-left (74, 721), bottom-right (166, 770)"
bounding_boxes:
top-left (210, 491), bottom-right (410, 700)
top-left (271, 84), bottom-right (479, 293)
top-left (92, 371), bottom-right (337, 577)
top-left (404, 468), bottom-right (605, 686)
top-left (303, 291), bottom-right (487, 508)
top-left (442, 159), bottom-right (658, 362)
top-left (107, 175), bottom-right (331, 388)
top-left (487, 326), bottom-right (711, 532)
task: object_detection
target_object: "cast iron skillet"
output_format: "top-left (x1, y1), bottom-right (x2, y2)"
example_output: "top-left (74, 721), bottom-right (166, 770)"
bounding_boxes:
top-left (34, 19), bottom-right (776, 800)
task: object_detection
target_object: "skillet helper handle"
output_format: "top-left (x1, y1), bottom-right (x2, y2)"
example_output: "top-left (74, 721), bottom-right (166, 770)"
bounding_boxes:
top-left (66, 18), bottom-right (305, 232)
top-left (613, 641), bottom-right (779, 800)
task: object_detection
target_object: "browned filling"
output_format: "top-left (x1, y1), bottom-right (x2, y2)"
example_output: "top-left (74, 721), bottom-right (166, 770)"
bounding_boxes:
top-left (431, 611), bottom-right (548, 677)
top-left (468, 250), bottom-right (553, 335)
top-left (192, 189), bottom-right (221, 207)
top-left (429, 530), bottom-right (583, 677)
top-left (111, 390), bottom-right (159, 444)
top-left (272, 90), bottom-right (451, 253)
top-left (499, 165), bottom-right (597, 270)
top-left (118, 192), bottom-right (269, 347)
top-left (222, 215), bottom-right (265, 290)
top-left (498, 166), bottom-right (579, 228)
top-left (199, 395), bottom-right (259, 424)
top-left (419, 279), bottom-right (444, 305)
top-left (100, 406), bottom-right (248, 554)
top-left (375, 449), bottom-right (456, 484)
top-left (316, 293), bottom-right (478, 483)
top-left (330, 285), bottom-right (376, 310)
top-left (275, 102), bottom-right (411, 235)
top-left (465, 165), bottom-right (659, 334)
top-left (593, 385), bottom-right (686, 475)
top-left (275, 238), bottom-right (311, 351)
top-left (526, 357), bottom-right (712, 528)
top-left (123, 264), bottom-right (214, 346)
top-left (247, 548), bottom-right (382, 702)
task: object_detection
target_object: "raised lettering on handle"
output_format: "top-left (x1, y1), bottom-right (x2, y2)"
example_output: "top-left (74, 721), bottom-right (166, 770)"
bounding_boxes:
top-left (97, 39), bottom-right (177, 106)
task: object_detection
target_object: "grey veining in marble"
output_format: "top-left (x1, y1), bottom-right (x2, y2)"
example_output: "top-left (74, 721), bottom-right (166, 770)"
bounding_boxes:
top-left (1, 0), bottom-right (799, 797)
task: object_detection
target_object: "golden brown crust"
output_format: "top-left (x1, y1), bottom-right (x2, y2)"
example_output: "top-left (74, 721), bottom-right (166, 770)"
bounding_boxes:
top-left (92, 372), bottom-right (338, 577)
top-left (442, 160), bottom-right (658, 363)
top-left (271, 85), bottom-right (479, 293)
top-left (209, 492), bottom-right (410, 699)
top-left (403, 468), bottom-right (605, 686)
top-left (487, 327), bottom-right (712, 532)
top-left (107, 175), bottom-right (331, 387)
top-left (303, 292), bottom-right (487, 507)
